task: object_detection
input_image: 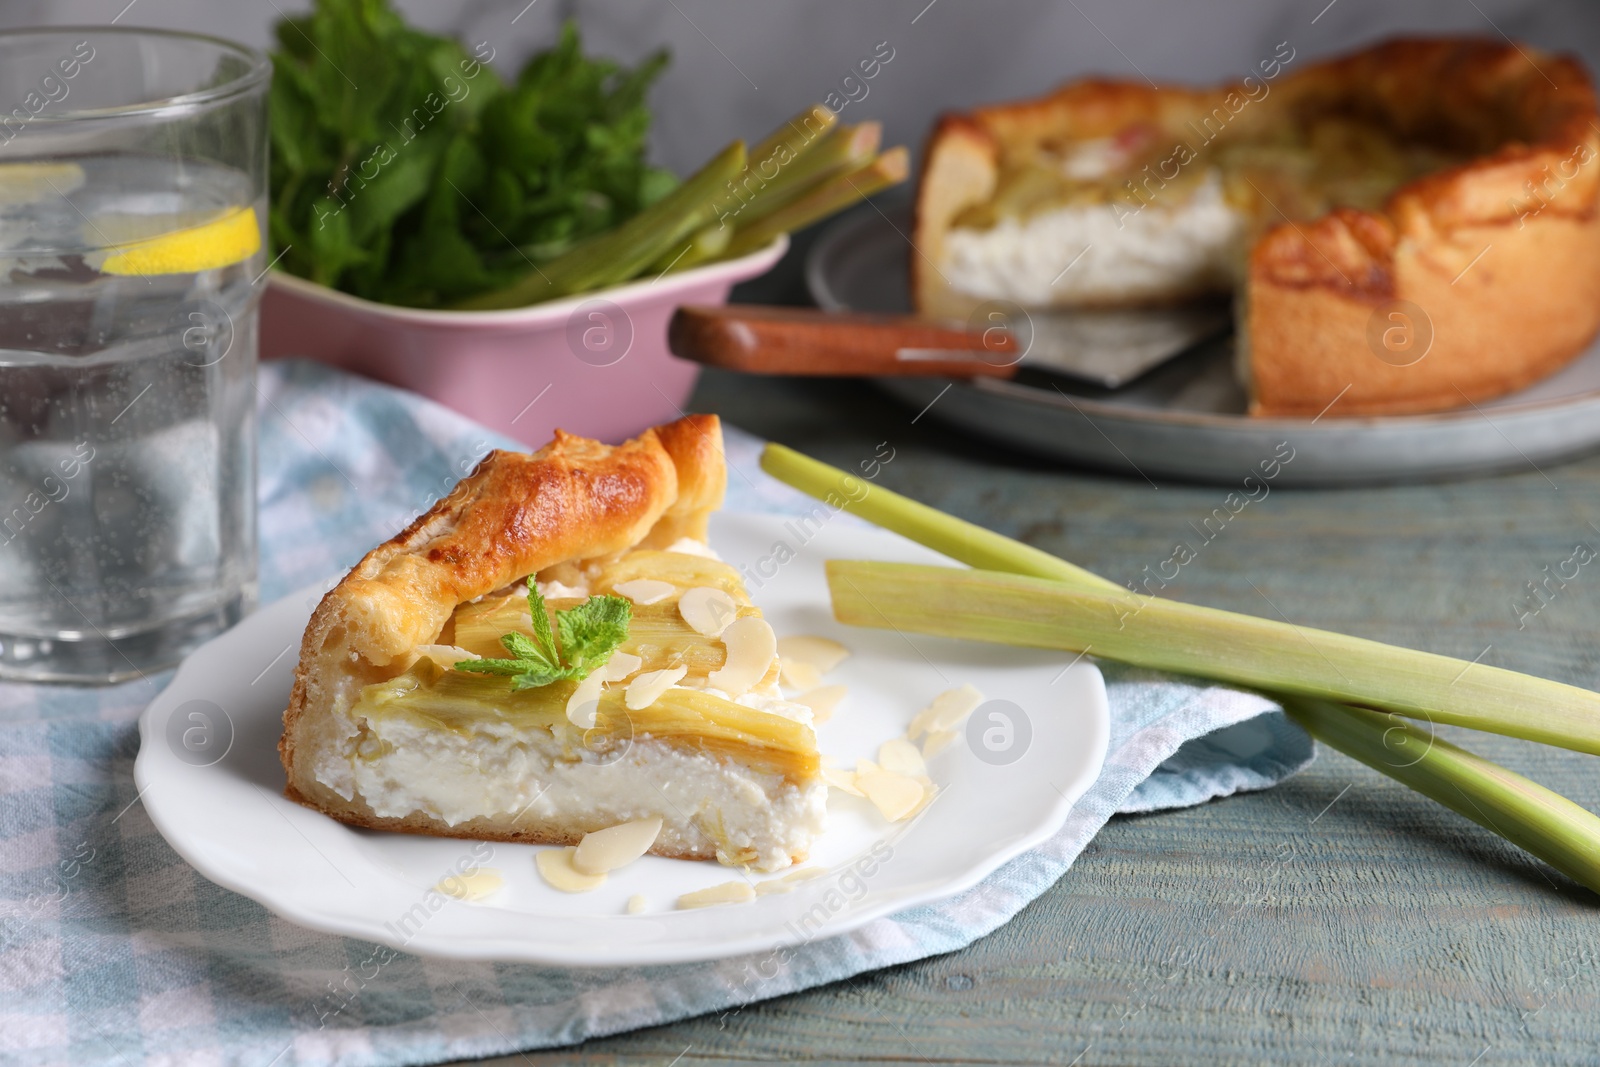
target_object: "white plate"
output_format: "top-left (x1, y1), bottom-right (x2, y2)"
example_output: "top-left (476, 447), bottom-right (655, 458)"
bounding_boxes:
top-left (134, 514), bottom-right (1109, 967)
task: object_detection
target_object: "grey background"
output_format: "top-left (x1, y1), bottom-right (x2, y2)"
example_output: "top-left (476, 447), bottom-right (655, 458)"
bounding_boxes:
top-left (4, 0), bottom-right (1599, 174)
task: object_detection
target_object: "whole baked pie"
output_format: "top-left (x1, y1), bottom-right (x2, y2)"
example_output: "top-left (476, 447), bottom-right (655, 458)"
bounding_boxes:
top-left (279, 416), bottom-right (826, 872)
top-left (913, 37), bottom-right (1600, 416)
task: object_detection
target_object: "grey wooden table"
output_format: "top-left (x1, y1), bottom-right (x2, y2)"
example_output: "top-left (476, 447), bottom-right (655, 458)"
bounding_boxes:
top-left (464, 235), bottom-right (1600, 1065)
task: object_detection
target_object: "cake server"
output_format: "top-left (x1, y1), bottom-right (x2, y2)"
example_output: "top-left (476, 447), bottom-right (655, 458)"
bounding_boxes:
top-left (667, 302), bottom-right (1230, 388)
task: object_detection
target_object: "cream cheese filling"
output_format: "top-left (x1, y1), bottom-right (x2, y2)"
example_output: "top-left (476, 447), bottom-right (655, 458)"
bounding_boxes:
top-left (324, 711), bottom-right (825, 871)
top-left (943, 168), bottom-right (1245, 306)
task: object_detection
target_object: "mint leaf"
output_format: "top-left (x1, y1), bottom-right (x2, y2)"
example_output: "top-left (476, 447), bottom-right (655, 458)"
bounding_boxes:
top-left (451, 657), bottom-right (526, 677)
top-left (497, 631), bottom-right (535, 659)
top-left (449, 587), bottom-right (632, 690)
top-left (453, 653), bottom-right (567, 691)
top-left (556, 595), bottom-right (633, 679)
top-left (523, 583), bottom-right (560, 669)
top-left (508, 664), bottom-right (571, 691)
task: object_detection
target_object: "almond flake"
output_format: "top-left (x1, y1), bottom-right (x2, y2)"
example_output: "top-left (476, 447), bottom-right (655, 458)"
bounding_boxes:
top-left (573, 817), bottom-right (663, 875)
top-left (596, 651), bottom-right (643, 683)
top-left (878, 737), bottom-right (928, 779)
top-left (434, 866), bottom-right (503, 901)
top-left (857, 769), bottom-right (926, 821)
top-left (665, 537), bottom-right (718, 559)
top-left (908, 683), bottom-right (984, 739)
top-left (921, 729), bottom-right (958, 758)
top-left (676, 880), bottom-right (757, 909)
top-left (412, 644), bottom-right (479, 669)
top-left (626, 894), bottom-right (649, 915)
top-left (754, 866), bottom-right (828, 896)
top-left (612, 578), bottom-right (675, 605)
top-left (708, 616), bottom-right (776, 695)
top-left (566, 671), bottom-right (604, 728)
top-left (775, 635), bottom-right (851, 673)
top-left (822, 767), bottom-right (864, 796)
top-left (537, 579), bottom-right (588, 600)
top-left (626, 665), bottom-right (688, 710)
top-left (796, 685), bottom-right (847, 724)
top-left (779, 656), bottom-right (823, 692)
top-left (679, 586), bottom-right (739, 636)
top-left (536, 847), bottom-right (607, 892)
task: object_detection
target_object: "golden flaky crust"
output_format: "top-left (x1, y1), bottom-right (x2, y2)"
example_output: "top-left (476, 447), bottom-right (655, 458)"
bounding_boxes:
top-left (277, 414), bottom-right (727, 840)
top-left (913, 37), bottom-right (1600, 417)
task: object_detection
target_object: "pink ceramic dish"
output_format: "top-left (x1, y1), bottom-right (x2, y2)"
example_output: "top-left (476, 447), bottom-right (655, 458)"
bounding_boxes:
top-left (260, 236), bottom-right (787, 447)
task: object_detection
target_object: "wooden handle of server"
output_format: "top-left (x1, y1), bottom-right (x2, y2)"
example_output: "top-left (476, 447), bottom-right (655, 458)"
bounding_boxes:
top-left (667, 304), bottom-right (1021, 377)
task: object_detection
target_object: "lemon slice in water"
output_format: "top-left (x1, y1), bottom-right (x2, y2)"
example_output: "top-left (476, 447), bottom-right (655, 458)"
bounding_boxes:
top-left (101, 205), bottom-right (261, 276)
top-left (0, 161), bottom-right (86, 205)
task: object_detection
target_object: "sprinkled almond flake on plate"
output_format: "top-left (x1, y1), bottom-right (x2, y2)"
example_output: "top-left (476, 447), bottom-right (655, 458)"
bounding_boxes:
top-left (822, 766), bottom-right (864, 796)
top-left (878, 737), bottom-right (928, 779)
top-left (857, 768), bottom-right (926, 821)
top-left (796, 684), bottom-right (847, 723)
top-left (573, 817), bottom-right (663, 875)
top-left (433, 867), bottom-right (504, 901)
top-left (909, 684), bottom-right (984, 739)
top-left (754, 866), bottom-right (828, 895)
top-left (677, 880), bottom-right (757, 909)
top-left (776, 635), bottom-right (851, 673)
top-left (536, 847), bottom-right (607, 893)
top-left (779, 656), bottom-right (824, 692)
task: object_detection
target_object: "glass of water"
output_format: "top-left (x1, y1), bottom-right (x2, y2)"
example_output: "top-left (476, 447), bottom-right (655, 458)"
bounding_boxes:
top-left (0, 29), bottom-right (269, 682)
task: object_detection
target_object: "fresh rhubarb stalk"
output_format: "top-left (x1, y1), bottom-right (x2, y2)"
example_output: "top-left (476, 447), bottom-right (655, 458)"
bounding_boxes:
top-left (1284, 699), bottom-right (1600, 893)
top-left (722, 148), bottom-right (910, 260)
top-left (826, 559), bottom-right (1600, 756)
top-left (455, 141), bottom-right (746, 310)
top-left (732, 122), bottom-right (882, 225)
top-left (650, 105), bottom-right (840, 274)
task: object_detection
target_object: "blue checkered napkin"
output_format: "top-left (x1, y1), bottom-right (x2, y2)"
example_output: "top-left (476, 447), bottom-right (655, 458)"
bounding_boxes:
top-left (0, 360), bottom-right (1311, 1066)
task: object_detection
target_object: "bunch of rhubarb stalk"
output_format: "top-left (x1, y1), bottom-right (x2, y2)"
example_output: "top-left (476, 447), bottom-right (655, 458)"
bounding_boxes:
top-left (457, 106), bottom-right (906, 310)
top-left (762, 444), bottom-right (1600, 894)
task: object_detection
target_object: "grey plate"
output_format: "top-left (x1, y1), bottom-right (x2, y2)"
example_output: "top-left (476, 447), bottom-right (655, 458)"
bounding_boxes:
top-left (805, 206), bottom-right (1600, 486)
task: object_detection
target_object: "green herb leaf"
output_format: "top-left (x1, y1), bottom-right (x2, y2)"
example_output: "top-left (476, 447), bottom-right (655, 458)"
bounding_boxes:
top-left (523, 584), bottom-right (561, 669)
top-left (268, 0), bottom-right (670, 307)
top-left (450, 585), bottom-right (632, 691)
top-left (450, 657), bottom-right (527, 677)
top-left (556, 594), bottom-right (633, 677)
top-left (497, 630), bottom-right (545, 665)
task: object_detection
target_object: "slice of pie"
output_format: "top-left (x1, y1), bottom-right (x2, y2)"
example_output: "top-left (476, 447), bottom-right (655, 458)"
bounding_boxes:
top-left (913, 37), bottom-right (1600, 416)
top-left (279, 415), bottom-right (825, 871)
